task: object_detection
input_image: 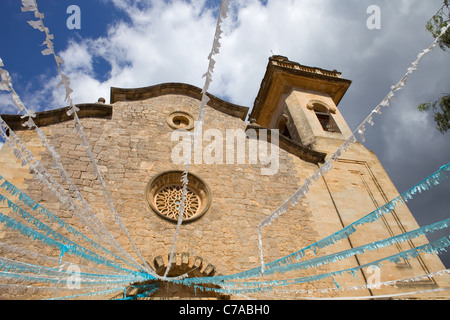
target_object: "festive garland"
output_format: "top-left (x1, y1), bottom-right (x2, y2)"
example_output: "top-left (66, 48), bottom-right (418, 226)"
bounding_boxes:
top-left (260, 269), bottom-right (450, 297)
top-left (0, 240), bottom-right (123, 276)
top-left (257, 23), bottom-right (450, 274)
top-left (164, 0), bottom-right (230, 277)
top-left (19, 0), bottom-right (154, 276)
top-left (171, 162), bottom-right (450, 283)
top-left (189, 236), bottom-right (450, 295)
top-left (0, 209), bottom-right (150, 276)
top-left (0, 1), bottom-right (446, 300)
top-left (0, 118), bottom-right (139, 270)
top-left (0, 175), bottom-right (144, 272)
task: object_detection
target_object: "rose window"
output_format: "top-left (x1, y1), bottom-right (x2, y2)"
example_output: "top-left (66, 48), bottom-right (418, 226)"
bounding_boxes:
top-left (146, 171), bottom-right (211, 223)
top-left (154, 185), bottom-right (200, 220)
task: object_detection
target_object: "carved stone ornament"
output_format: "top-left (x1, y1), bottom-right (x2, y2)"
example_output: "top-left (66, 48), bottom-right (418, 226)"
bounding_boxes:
top-left (146, 171), bottom-right (211, 223)
top-left (166, 111), bottom-right (195, 130)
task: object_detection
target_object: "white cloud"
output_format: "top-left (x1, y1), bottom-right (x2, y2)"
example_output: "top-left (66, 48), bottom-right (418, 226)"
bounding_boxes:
top-left (0, 92), bottom-right (17, 115)
top-left (2, 0), bottom-right (449, 266)
top-left (59, 40), bottom-right (94, 75)
top-left (48, 0), bottom-right (220, 106)
top-left (35, 0), bottom-right (445, 113)
top-left (17, 0), bottom-right (448, 166)
top-left (8, 1), bottom-right (450, 177)
top-left (46, 1), bottom-right (361, 106)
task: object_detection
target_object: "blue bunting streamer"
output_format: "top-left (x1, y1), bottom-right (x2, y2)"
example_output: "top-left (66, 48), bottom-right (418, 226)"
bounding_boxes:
top-left (0, 176), bottom-right (144, 272)
top-left (4, 162), bottom-right (444, 291)
top-left (164, 0), bottom-right (230, 278)
top-left (0, 240), bottom-right (123, 276)
top-left (114, 283), bottom-right (160, 300)
top-left (0, 121), bottom-right (147, 273)
top-left (0, 193), bottom-right (138, 273)
top-left (2, 2), bottom-right (449, 297)
top-left (249, 218), bottom-right (450, 278)
top-left (177, 217), bottom-right (450, 287)
top-left (0, 257), bottom-right (139, 283)
top-left (119, 287), bottom-right (160, 300)
top-left (0, 209), bottom-right (153, 279)
top-left (0, 270), bottom-right (140, 288)
top-left (189, 163), bottom-right (450, 282)
top-left (190, 236), bottom-right (450, 294)
top-left (0, 282), bottom-right (134, 298)
top-left (45, 286), bottom-right (129, 300)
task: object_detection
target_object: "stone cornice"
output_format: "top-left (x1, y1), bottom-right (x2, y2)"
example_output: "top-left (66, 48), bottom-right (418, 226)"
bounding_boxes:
top-left (1, 83), bottom-right (250, 131)
top-left (1, 103), bottom-right (112, 131)
top-left (250, 56), bottom-right (352, 123)
top-left (110, 82), bottom-right (249, 121)
top-left (245, 124), bottom-right (326, 164)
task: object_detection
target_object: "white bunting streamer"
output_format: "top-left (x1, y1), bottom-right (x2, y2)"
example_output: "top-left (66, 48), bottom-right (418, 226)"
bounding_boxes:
top-left (0, 1), bottom-right (446, 300)
top-left (0, 177), bottom-right (142, 273)
top-left (164, 0), bottom-right (230, 278)
top-left (0, 282), bottom-right (133, 300)
top-left (255, 269), bottom-right (450, 299)
top-left (295, 287), bottom-right (450, 300)
top-left (189, 236), bottom-right (450, 295)
top-left (0, 60), bottom-right (138, 270)
top-left (257, 23), bottom-right (450, 274)
top-left (0, 241), bottom-right (123, 277)
top-left (0, 117), bottom-right (143, 274)
top-left (21, 0), bottom-right (157, 278)
top-left (0, 188), bottom-right (149, 276)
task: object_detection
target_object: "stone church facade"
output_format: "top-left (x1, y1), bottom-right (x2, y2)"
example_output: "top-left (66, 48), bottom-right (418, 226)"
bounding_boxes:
top-left (0, 55), bottom-right (448, 299)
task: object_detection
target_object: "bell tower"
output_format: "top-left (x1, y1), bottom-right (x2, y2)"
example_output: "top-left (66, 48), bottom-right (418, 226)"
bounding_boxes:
top-left (249, 56), bottom-right (353, 153)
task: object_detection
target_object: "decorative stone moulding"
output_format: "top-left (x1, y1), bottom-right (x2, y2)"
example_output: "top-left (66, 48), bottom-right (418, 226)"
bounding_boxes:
top-left (146, 171), bottom-right (211, 223)
top-left (307, 100), bottom-right (336, 113)
top-left (166, 111), bottom-right (195, 130)
top-left (110, 83), bottom-right (249, 121)
top-left (1, 103), bottom-right (112, 131)
top-left (153, 253), bottom-right (217, 277)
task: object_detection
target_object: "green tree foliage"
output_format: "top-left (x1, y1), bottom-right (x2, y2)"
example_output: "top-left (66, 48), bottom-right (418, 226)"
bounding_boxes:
top-left (426, 0), bottom-right (450, 50)
top-left (418, 95), bottom-right (450, 134)
top-left (418, 1), bottom-right (450, 134)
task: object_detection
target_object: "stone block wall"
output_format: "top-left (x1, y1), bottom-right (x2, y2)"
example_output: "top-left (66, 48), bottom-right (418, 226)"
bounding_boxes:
top-left (0, 92), bottom-right (448, 299)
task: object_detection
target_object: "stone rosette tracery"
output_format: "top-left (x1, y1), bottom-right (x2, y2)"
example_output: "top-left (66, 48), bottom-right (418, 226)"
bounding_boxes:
top-left (146, 171), bottom-right (211, 223)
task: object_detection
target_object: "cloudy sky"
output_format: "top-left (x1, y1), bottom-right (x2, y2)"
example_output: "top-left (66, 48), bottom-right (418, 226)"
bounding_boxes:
top-left (0, 0), bottom-right (449, 267)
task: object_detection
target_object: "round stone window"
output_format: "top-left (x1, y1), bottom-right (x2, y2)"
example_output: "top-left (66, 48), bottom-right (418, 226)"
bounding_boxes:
top-left (146, 171), bottom-right (211, 223)
top-left (166, 111), bottom-right (194, 130)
